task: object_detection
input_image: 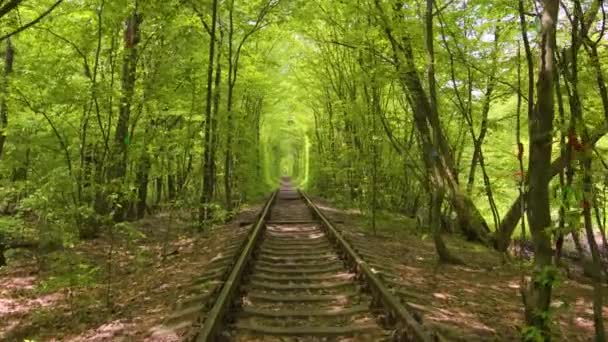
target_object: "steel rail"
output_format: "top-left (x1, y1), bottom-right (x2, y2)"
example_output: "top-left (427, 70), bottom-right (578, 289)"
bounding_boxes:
top-left (299, 191), bottom-right (438, 342)
top-left (195, 190), bottom-right (278, 341)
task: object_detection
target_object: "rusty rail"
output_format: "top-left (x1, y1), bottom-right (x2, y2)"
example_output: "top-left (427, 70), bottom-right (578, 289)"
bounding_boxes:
top-left (195, 190), bottom-right (278, 341)
top-left (300, 191), bottom-right (437, 342)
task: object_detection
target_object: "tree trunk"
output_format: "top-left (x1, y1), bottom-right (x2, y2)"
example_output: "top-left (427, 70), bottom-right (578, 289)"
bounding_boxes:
top-left (167, 174), bottom-right (176, 201)
top-left (375, 0), bottom-right (491, 245)
top-left (110, 10), bottom-right (140, 221)
top-left (166, 153), bottom-right (176, 201)
top-left (155, 176), bottom-right (162, 205)
top-left (555, 66), bottom-right (567, 267)
top-left (581, 153), bottom-right (606, 341)
top-left (466, 75), bottom-right (496, 194)
top-left (563, 6), bottom-right (606, 336)
top-left (431, 186), bottom-right (463, 264)
top-left (594, 201), bottom-right (608, 256)
top-left (0, 38), bottom-right (13, 162)
top-left (210, 29), bottom-right (223, 203)
top-left (0, 243), bottom-right (5, 267)
top-left (495, 0), bottom-right (605, 253)
top-left (522, 0), bottom-right (558, 337)
top-left (135, 152), bottom-right (150, 219)
top-left (224, 0), bottom-right (236, 211)
top-left (177, 153), bottom-right (192, 195)
top-left (111, 11), bottom-right (140, 181)
top-left (199, 0), bottom-right (219, 225)
top-left (494, 125), bottom-right (608, 251)
top-left (479, 149), bottom-right (501, 229)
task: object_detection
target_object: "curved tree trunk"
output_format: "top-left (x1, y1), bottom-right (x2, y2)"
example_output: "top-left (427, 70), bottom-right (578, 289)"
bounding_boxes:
top-left (375, 0), bottom-right (492, 245)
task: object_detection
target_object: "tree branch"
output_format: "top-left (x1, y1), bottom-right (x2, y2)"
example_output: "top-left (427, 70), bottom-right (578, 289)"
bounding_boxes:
top-left (35, 26), bottom-right (91, 78)
top-left (0, 0), bottom-right (22, 20)
top-left (15, 88), bottom-right (73, 174)
top-left (188, 0), bottom-right (213, 37)
top-left (0, 0), bottom-right (64, 42)
top-left (432, 0), bottom-right (455, 16)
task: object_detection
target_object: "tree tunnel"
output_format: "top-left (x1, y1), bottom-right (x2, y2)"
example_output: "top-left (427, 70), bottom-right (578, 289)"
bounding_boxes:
top-left (260, 114), bottom-right (310, 188)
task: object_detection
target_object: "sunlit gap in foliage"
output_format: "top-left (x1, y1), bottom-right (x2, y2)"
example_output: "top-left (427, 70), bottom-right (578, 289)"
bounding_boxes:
top-left (261, 112), bottom-right (311, 189)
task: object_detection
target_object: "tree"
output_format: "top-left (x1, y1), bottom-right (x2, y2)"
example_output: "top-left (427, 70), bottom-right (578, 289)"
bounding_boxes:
top-left (199, 0), bottom-right (219, 225)
top-left (0, 38), bottom-right (14, 161)
top-left (224, 0), bottom-right (280, 211)
top-left (374, 0), bottom-right (492, 246)
top-left (521, 0), bottom-right (558, 338)
top-left (110, 8), bottom-right (141, 221)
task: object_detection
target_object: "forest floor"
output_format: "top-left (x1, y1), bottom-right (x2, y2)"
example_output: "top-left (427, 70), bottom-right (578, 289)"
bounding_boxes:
top-left (0, 203), bottom-right (262, 341)
top-left (0, 196), bottom-right (607, 341)
top-left (313, 197), bottom-right (608, 341)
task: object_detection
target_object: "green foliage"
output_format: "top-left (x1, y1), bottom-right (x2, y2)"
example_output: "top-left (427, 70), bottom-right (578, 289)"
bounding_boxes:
top-left (18, 174), bottom-right (80, 246)
top-left (112, 221), bottom-right (146, 241)
top-left (37, 253), bottom-right (100, 293)
top-left (533, 265), bottom-right (561, 288)
top-left (522, 303), bottom-right (559, 342)
top-left (0, 216), bottom-right (24, 237)
top-left (521, 325), bottom-right (545, 342)
top-left (0, 0), bottom-right (297, 236)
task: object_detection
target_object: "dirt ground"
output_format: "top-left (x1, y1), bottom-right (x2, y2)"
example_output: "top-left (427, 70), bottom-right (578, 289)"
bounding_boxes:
top-left (1, 197), bottom-right (606, 341)
top-left (0, 204), bottom-right (261, 342)
top-left (313, 198), bottom-right (608, 341)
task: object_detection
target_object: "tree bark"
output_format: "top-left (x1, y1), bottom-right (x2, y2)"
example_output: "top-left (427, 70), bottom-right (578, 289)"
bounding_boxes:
top-left (135, 152), bottom-right (150, 219)
top-left (199, 0), bottom-right (219, 225)
top-left (111, 10), bottom-right (140, 181)
top-left (424, 0), bottom-right (462, 261)
top-left (555, 61), bottom-right (567, 266)
top-left (0, 38), bottom-right (13, 162)
top-left (224, 0), bottom-right (236, 211)
top-left (167, 162), bottom-right (176, 201)
top-left (155, 177), bottom-right (162, 205)
top-left (210, 28), bottom-right (223, 203)
top-left (109, 10), bottom-right (140, 222)
top-left (522, 0), bottom-right (558, 337)
top-left (581, 152), bottom-right (606, 341)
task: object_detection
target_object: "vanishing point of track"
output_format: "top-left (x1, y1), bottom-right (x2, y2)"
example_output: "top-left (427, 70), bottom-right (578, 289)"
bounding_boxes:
top-left (193, 180), bottom-right (437, 341)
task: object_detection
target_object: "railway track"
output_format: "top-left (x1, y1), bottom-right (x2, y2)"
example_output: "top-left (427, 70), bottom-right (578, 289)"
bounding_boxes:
top-left (194, 181), bottom-right (436, 341)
